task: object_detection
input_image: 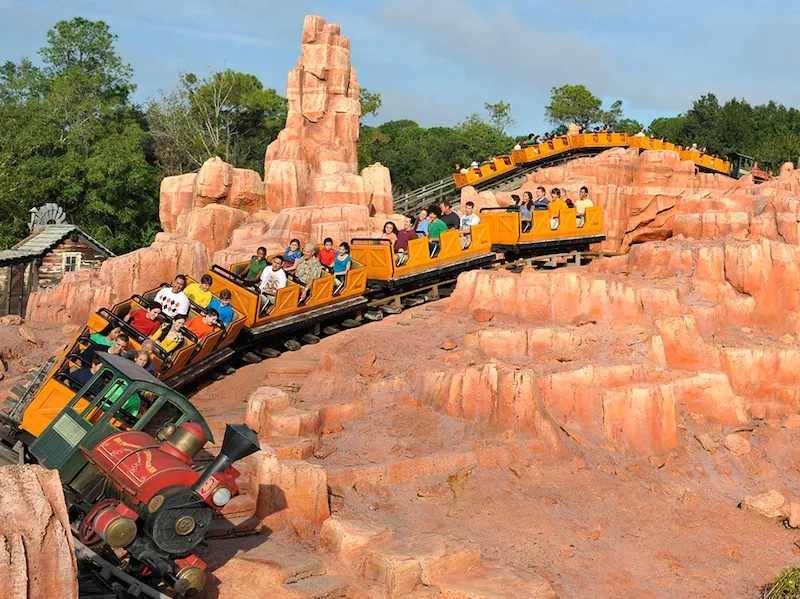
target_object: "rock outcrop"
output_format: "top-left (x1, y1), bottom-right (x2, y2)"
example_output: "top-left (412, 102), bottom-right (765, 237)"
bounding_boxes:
top-left (0, 465), bottom-right (78, 599)
top-left (160, 158), bottom-right (266, 234)
top-left (264, 16), bottom-right (358, 207)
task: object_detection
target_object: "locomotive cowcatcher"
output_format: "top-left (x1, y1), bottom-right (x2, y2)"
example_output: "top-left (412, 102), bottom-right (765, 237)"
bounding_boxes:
top-left (26, 353), bottom-right (260, 596)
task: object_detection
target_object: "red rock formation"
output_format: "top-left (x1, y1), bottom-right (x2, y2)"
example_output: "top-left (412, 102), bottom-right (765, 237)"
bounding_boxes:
top-left (0, 465), bottom-right (78, 599)
top-left (160, 157), bottom-right (266, 234)
top-left (263, 15), bottom-right (393, 216)
top-left (26, 233), bottom-right (209, 323)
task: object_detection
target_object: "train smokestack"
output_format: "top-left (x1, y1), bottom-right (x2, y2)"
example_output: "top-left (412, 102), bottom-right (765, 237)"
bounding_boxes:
top-left (192, 424), bottom-right (260, 493)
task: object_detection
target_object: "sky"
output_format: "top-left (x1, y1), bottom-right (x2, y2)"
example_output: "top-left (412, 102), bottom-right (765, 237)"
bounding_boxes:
top-left (1, 0), bottom-right (797, 136)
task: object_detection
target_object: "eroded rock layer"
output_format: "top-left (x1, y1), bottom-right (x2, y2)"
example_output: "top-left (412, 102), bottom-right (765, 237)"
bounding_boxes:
top-left (0, 465), bottom-right (78, 599)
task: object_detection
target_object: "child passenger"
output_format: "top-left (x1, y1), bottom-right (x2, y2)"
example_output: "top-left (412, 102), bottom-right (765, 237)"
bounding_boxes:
top-left (318, 238), bottom-right (336, 268)
top-left (333, 242), bottom-right (352, 293)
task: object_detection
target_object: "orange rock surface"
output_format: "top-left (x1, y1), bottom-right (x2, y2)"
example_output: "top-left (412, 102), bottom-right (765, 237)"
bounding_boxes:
top-left (0, 465), bottom-right (78, 599)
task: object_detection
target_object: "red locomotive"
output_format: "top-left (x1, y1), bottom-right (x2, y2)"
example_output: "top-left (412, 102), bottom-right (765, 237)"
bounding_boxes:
top-left (25, 353), bottom-right (261, 596)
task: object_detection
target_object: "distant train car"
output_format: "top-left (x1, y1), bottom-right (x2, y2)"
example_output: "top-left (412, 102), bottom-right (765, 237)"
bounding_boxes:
top-left (454, 133), bottom-right (745, 190)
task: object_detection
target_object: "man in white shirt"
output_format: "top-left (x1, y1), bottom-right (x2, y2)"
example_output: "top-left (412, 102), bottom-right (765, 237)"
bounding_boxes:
top-left (634, 129), bottom-right (646, 137)
top-left (459, 201), bottom-right (480, 249)
top-left (155, 275), bottom-right (190, 318)
top-left (259, 255), bottom-right (287, 313)
top-left (574, 186), bottom-right (594, 227)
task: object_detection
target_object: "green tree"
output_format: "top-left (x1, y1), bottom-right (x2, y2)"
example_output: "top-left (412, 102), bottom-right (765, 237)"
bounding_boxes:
top-left (357, 115), bottom-right (514, 194)
top-left (545, 84), bottom-right (601, 129)
top-left (359, 88), bottom-right (382, 122)
top-left (614, 118), bottom-right (644, 135)
top-left (147, 70), bottom-right (287, 176)
top-left (649, 115), bottom-right (685, 141)
top-left (0, 18), bottom-right (159, 253)
top-left (545, 84), bottom-right (626, 130)
top-left (484, 101), bottom-right (514, 134)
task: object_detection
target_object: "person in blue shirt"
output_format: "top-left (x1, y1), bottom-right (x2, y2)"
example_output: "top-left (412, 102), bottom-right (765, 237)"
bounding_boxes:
top-left (208, 289), bottom-right (234, 325)
top-left (283, 239), bottom-right (303, 271)
top-left (415, 208), bottom-right (429, 238)
top-left (332, 242), bottom-right (352, 293)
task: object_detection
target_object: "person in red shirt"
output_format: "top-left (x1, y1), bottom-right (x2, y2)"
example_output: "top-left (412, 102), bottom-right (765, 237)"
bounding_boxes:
top-left (318, 237), bottom-right (336, 268)
top-left (123, 303), bottom-right (162, 337)
top-left (184, 309), bottom-right (219, 340)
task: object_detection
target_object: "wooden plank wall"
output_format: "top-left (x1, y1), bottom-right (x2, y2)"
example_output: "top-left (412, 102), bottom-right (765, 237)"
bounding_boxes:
top-left (37, 236), bottom-right (108, 290)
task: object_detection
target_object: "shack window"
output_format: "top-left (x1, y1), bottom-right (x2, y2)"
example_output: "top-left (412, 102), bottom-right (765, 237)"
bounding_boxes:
top-left (63, 253), bottom-right (81, 273)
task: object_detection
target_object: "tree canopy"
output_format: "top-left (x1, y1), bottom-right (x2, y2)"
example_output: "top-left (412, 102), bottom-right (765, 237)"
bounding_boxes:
top-left (359, 113), bottom-right (514, 194)
top-left (0, 17), bottom-right (158, 253)
top-left (545, 84), bottom-right (624, 130)
top-left (648, 93), bottom-right (800, 167)
top-left (148, 70), bottom-right (286, 176)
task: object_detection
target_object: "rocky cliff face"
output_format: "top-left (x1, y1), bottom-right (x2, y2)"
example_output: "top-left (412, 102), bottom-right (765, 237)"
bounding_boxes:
top-left (0, 465), bottom-right (78, 599)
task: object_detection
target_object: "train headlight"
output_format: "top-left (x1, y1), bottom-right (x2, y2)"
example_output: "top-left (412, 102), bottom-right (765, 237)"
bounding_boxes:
top-left (211, 486), bottom-right (232, 507)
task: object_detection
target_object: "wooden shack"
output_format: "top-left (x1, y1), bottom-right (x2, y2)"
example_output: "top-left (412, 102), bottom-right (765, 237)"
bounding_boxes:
top-left (0, 224), bottom-right (114, 317)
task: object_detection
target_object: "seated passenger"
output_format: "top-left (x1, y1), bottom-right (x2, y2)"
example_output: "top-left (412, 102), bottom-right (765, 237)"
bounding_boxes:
top-left (574, 186), bottom-right (594, 227)
top-left (548, 190), bottom-right (569, 230)
top-left (395, 215), bottom-right (418, 265)
top-left (533, 186), bottom-right (550, 210)
top-left (208, 289), bottom-right (234, 325)
top-left (519, 192), bottom-right (533, 233)
top-left (333, 242), bottom-right (352, 293)
top-left (426, 206), bottom-right (448, 257)
top-left (439, 200), bottom-right (461, 230)
top-left (294, 242), bottom-right (324, 304)
top-left (105, 333), bottom-right (129, 357)
top-left (184, 274), bottom-right (214, 308)
top-left (318, 238), bottom-right (337, 269)
top-left (470, 160), bottom-right (479, 168)
top-left (282, 239), bottom-right (303, 271)
top-left (459, 201), bottom-right (480, 249)
top-left (71, 355), bottom-right (104, 390)
top-left (259, 255), bottom-right (287, 311)
top-left (244, 247), bottom-right (268, 283)
top-left (382, 222), bottom-right (399, 245)
top-left (123, 339), bottom-right (158, 375)
top-left (634, 128), bottom-right (646, 137)
top-left (89, 326), bottom-right (122, 347)
top-left (184, 309), bottom-right (219, 340)
top-left (454, 163), bottom-right (462, 174)
top-left (124, 303), bottom-right (162, 337)
top-left (459, 166), bottom-right (469, 174)
top-left (151, 315), bottom-right (187, 354)
top-left (513, 142), bottom-right (522, 151)
top-left (155, 275), bottom-right (190, 318)
top-left (415, 209), bottom-right (429, 238)
top-left (128, 350), bottom-right (152, 371)
top-left (507, 194), bottom-right (521, 213)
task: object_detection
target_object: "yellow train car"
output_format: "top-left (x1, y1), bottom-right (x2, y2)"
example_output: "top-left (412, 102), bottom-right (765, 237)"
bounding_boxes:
top-left (19, 307), bottom-right (173, 437)
top-left (453, 155), bottom-right (516, 189)
top-left (570, 132), bottom-right (629, 150)
top-left (512, 136), bottom-right (572, 165)
top-left (206, 257), bottom-right (369, 339)
top-left (351, 224), bottom-right (495, 290)
top-left (478, 205), bottom-right (604, 254)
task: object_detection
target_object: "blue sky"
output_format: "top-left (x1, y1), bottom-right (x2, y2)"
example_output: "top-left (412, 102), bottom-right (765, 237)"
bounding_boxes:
top-left (1, 0), bottom-right (796, 136)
